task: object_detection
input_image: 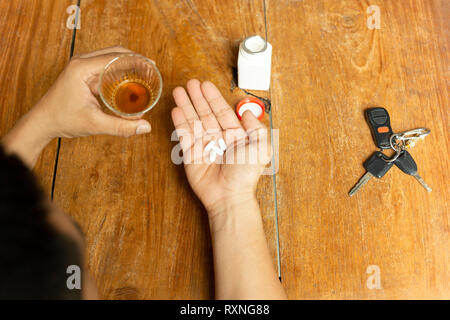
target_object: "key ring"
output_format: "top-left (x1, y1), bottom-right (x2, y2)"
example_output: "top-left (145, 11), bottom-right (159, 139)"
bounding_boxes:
top-left (378, 148), bottom-right (402, 163)
top-left (380, 128), bottom-right (430, 163)
top-left (389, 128), bottom-right (430, 150)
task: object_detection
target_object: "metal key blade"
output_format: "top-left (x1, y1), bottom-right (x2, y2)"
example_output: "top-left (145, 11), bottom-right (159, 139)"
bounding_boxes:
top-left (349, 172), bottom-right (373, 196)
top-left (413, 174), bottom-right (432, 192)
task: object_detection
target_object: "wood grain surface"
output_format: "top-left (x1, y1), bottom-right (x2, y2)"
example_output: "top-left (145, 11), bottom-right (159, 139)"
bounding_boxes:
top-left (1, 0), bottom-right (448, 300)
top-left (268, 0), bottom-right (449, 298)
top-left (0, 0), bottom-right (75, 194)
top-left (52, 0), bottom-right (277, 299)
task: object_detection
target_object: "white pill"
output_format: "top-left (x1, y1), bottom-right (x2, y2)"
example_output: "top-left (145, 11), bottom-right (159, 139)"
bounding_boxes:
top-left (204, 141), bottom-right (216, 153)
top-left (218, 138), bottom-right (227, 151)
top-left (209, 150), bottom-right (217, 163)
top-left (212, 146), bottom-right (224, 156)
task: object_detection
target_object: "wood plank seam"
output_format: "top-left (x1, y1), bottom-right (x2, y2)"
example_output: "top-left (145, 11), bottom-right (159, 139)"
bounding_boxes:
top-left (262, 0), bottom-right (282, 282)
top-left (50, 0), bottom-right (81, 200)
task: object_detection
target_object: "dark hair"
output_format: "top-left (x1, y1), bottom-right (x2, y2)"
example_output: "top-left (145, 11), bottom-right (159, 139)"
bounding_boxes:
top-left (0, 146), bottom-right (82, 299)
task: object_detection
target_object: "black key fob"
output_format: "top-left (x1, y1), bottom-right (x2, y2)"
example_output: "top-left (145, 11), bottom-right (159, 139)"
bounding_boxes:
top-left (394, 150), bottom-right (418, 175)
top-left (363, 151), bottom-right (394, 178)
top-left (365, 107), bottom-right (394, 149)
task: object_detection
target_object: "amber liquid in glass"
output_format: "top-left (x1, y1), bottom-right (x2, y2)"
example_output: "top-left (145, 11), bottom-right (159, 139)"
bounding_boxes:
top-left (112, 80), bottom-right (153, 114)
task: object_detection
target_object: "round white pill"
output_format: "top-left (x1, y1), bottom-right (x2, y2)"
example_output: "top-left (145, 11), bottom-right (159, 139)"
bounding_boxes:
top-left (204, 141), bottom-right (216, 153)
top-left (209, 150), bottom-right (217, 163)
top-left (218, 138), bottom-right (227, 151)
top-left (212, 146), bottom-right (224, 156)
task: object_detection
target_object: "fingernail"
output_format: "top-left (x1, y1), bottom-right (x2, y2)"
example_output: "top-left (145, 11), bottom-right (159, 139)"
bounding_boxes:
top-left (136, 123), bottom-right (151, 135)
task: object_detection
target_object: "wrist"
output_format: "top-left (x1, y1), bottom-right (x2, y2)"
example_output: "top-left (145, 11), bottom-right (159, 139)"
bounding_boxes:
top-left (206, 192), bottom-right (259, 233)
top-left (1, 105), bottom-right (54, 167)
top-left (28, 102), bottom-right (58, 140)
top-left (206, 192), bottom-right (256, 216)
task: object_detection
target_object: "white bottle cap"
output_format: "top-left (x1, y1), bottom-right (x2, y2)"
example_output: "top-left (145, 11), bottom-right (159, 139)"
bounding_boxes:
top-left (242, 35), bottom-right (267, 55)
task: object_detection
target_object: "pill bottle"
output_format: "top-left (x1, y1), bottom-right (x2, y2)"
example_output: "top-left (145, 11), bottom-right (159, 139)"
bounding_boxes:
top-left (238, 35), bottom-right (272, 91)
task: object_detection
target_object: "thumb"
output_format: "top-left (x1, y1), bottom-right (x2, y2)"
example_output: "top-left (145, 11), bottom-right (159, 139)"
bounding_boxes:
top-left (95, 112), bottom-right (151, 137)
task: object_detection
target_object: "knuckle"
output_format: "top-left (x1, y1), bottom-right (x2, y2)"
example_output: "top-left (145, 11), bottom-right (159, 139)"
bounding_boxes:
top-left (112, 45), bottom-right (129, 52)
top-left (215, 107), bottom-right (232, 118)
top-left (116, 121), bottom-right (132, 137)
top-left (69, 56), bottom-right (81, 65)
top-left (67, 57), bottom-right (83, 71)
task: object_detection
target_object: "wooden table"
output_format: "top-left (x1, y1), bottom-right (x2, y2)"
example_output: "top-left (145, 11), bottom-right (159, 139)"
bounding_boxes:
top-left (0, 0), bottom-right (448, 299)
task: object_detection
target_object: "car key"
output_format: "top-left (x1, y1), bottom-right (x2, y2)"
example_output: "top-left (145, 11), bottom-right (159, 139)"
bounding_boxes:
top-left (365, 107), bottom-right (394, 149)
top-left (394, 150), bottom-right (432, 192)
top-left (349, 151), bottom-right (394, 196)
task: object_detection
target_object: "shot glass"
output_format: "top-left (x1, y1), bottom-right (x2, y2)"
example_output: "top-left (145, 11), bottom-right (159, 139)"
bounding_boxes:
top-left (99, 53), bottom-right (163, 118)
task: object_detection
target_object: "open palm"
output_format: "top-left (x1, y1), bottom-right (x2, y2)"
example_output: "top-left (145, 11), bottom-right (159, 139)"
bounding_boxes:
top-left (171, 80), bottom-right (271, 211)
